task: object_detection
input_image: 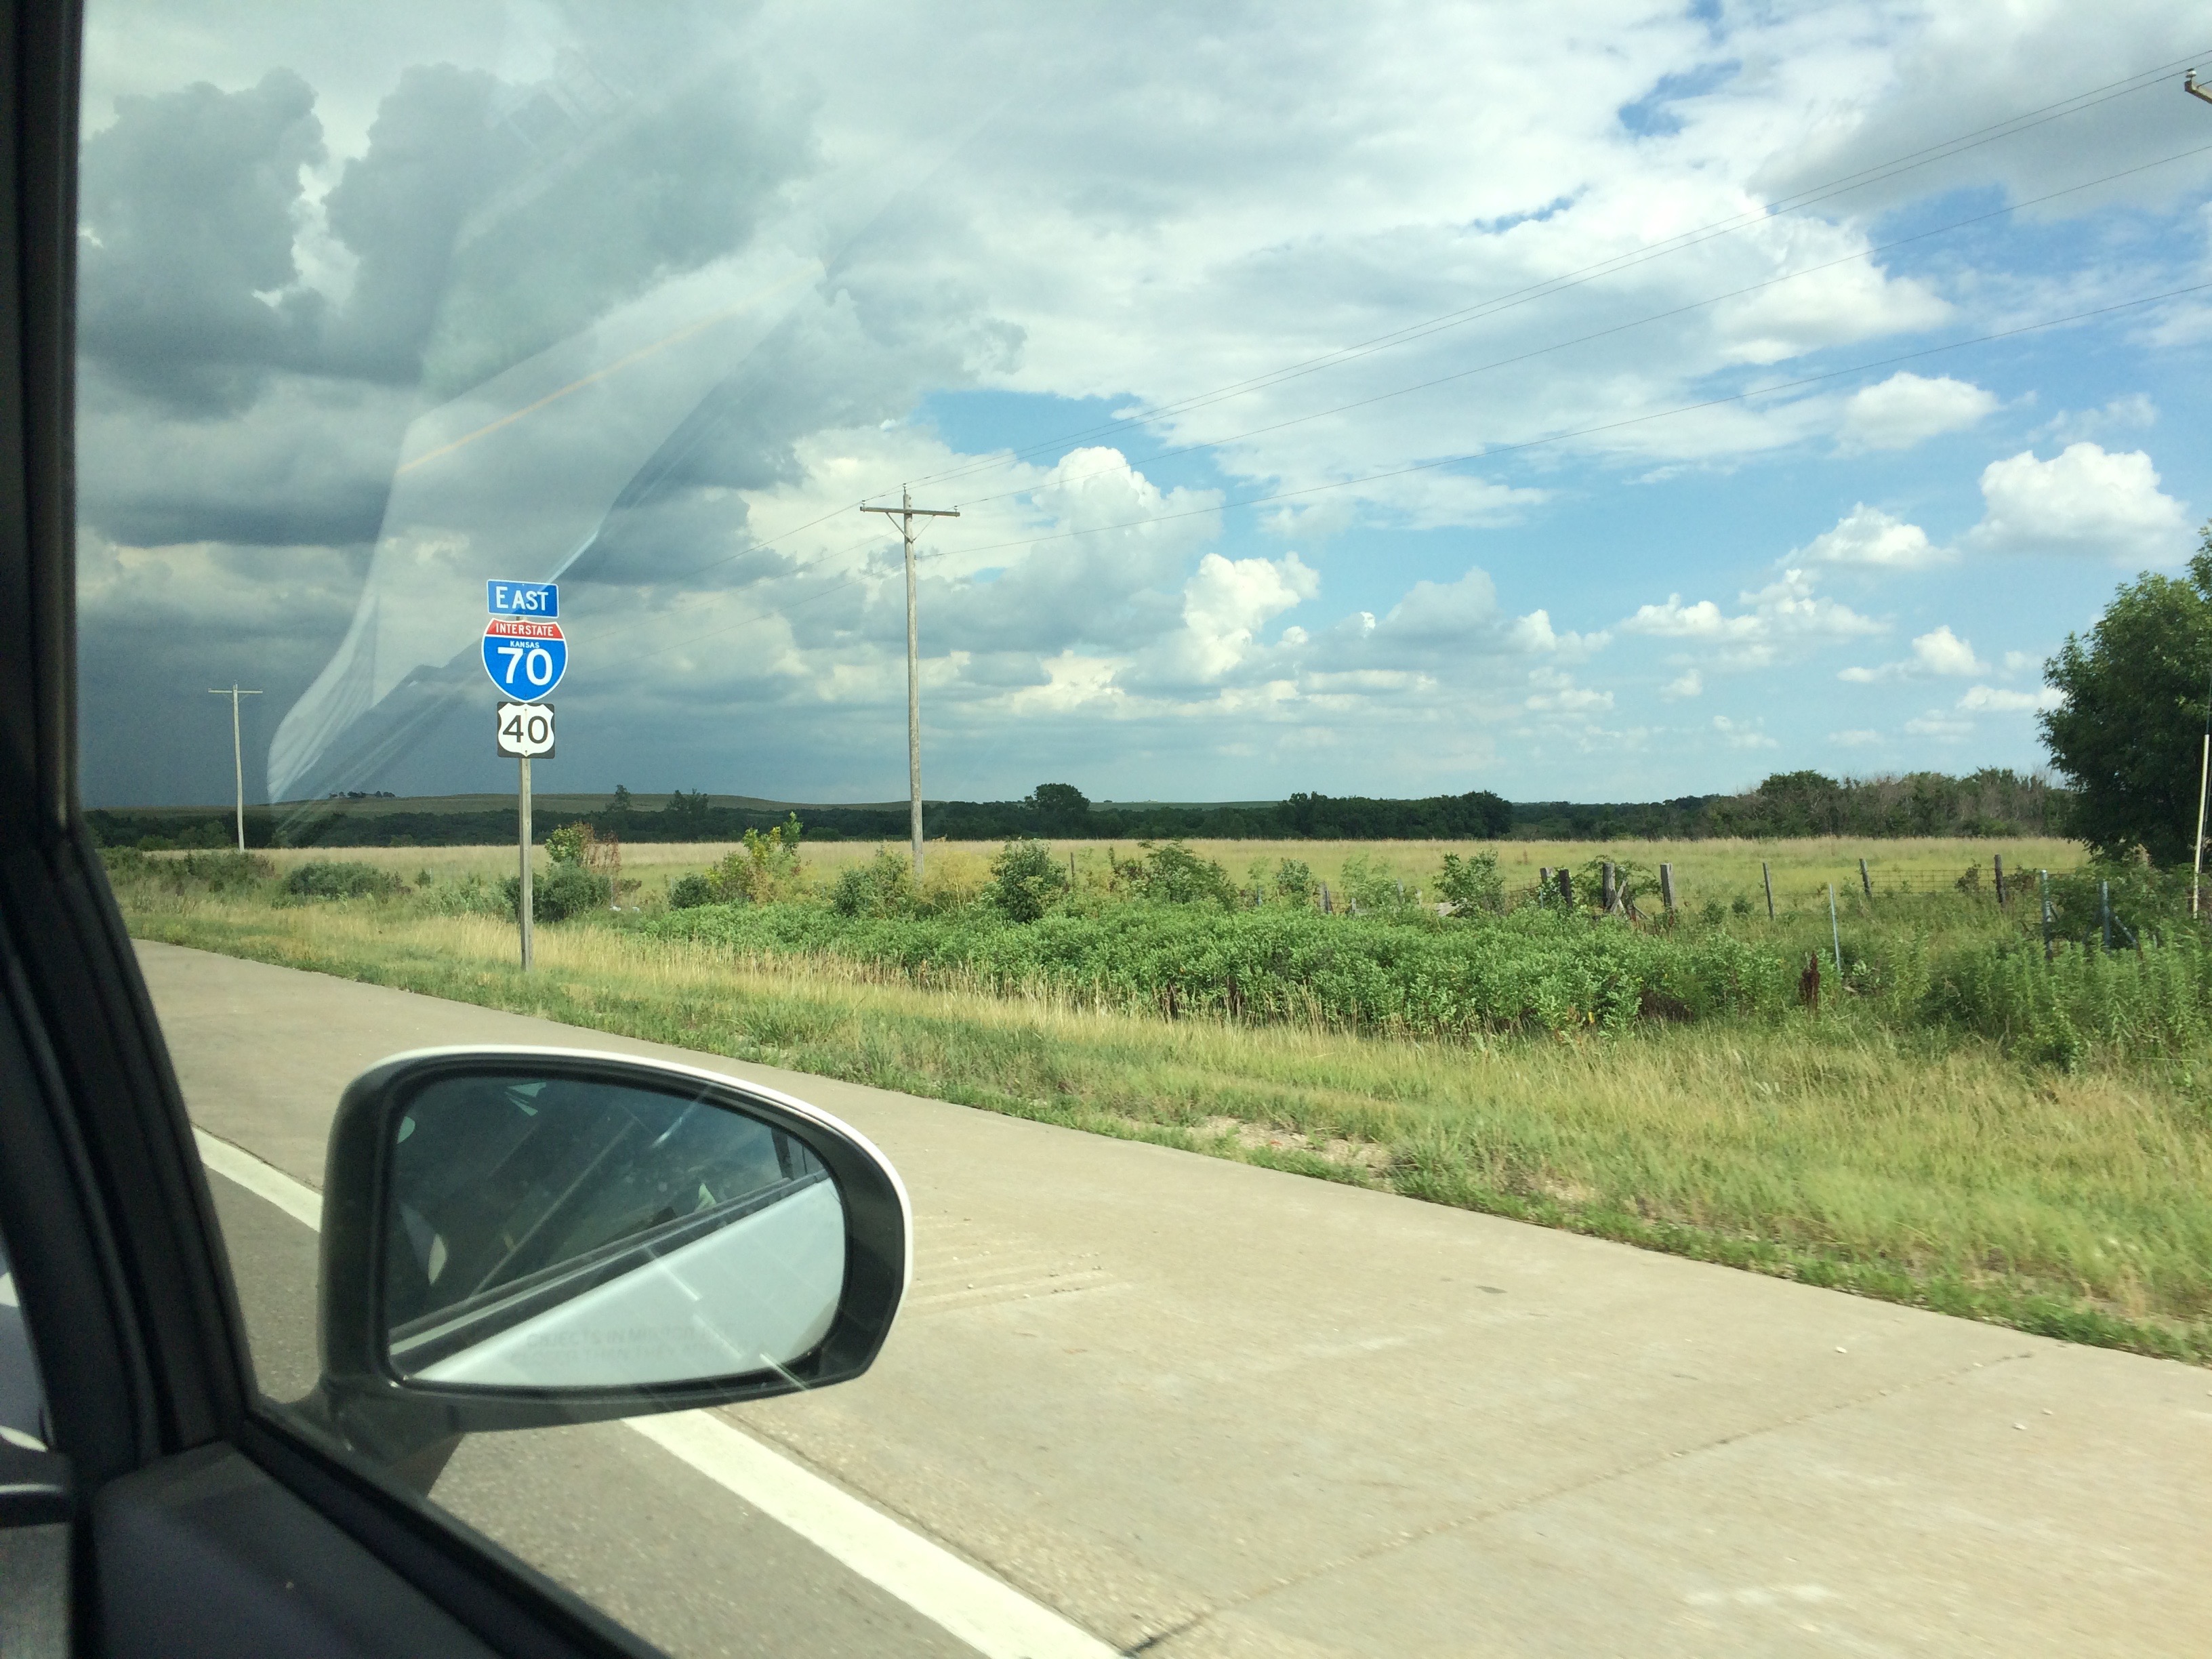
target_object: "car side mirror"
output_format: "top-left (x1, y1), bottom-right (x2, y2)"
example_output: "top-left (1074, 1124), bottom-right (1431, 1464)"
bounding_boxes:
top-left (304, 1048), bottom-right (909, 1489)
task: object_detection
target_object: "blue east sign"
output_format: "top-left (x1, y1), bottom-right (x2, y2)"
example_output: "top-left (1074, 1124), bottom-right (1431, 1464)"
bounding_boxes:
top-left (487, 579), bottom-right (559, 619)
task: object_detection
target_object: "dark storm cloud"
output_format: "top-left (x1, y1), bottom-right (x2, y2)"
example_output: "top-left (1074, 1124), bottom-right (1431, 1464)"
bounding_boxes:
top-left (78, 69), bottom-right (325, 413)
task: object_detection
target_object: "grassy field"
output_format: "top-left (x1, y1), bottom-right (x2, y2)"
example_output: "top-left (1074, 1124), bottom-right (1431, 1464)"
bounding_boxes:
top-left (261, 834), bottom-right (2089, 910)
top-left (110, 835), bottom-right (2212, 1367)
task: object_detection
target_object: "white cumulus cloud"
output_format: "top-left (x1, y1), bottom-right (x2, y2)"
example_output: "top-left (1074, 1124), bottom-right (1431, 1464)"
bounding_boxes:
top-left (1174, 550), bottom-right (1319, 680)
top-left (1839, 623), bottom-right (1984, 682)
top-left (1713, 714), bottom-right (1777, 750)
top-left (1965, 442), bottom-right (2189, 563)
top-left (1622, 569), bottom-right (1881, 668)
top-left (1837, 372), bottom-right (1999, 452)
top-left (1794, 503), bottom-right (1947, 570)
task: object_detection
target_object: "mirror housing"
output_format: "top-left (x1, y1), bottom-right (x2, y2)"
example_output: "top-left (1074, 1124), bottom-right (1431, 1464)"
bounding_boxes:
top-left (306, 1047), bottom-right (909, 1481)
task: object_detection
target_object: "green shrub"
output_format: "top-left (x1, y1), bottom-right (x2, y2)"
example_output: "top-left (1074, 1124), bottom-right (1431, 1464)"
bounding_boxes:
top-left (1271, 859), bottom-right (1317, 907)
top-left (649, 900), bottom-right (1797, 1037)
top-left (415, 874), bottom-right (507, 918)
top-left (668, 873), bottom-right (715, 909)
top-left (834, 849), bottom-right (920, 919)
top-left (544, 823), bottom-right (594, 865)
top-left (1435, 851), bottom-right (1502, 914)
top-left (282, 861), bottom-right (399, 901)
top-left (502, 865), bottom-right (611, 922)
top-left (707, 815), bottom-right (807, 904)
top-left (1118, 840), bottom-right (1237, 908)
top-left (1339, 852), bottom-right (1404, 912)
top-left (985, 839), bottom-right (1068, 922)
top-left (105, 848), bottom-right (273, 895)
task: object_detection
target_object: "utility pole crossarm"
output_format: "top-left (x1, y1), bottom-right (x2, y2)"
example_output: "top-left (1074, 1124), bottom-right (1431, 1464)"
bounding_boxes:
top-left (2188, 70), bottom-right (2212, 107)
top-left (858, 488), bottom-right (960, 881)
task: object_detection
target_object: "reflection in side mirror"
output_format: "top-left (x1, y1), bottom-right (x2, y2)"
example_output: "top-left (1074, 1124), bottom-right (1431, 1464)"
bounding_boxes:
top-left (384, 1074), bottom-right (846, 1389)
top-left (308, 1048), bottom-right (910, 1486)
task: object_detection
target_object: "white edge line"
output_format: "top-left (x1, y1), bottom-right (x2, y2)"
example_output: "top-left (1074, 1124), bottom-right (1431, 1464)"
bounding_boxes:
top-left (189, 1127), bottom-right (1115, 1659)
top-left (194, 1128), bottom-right (325, 1232)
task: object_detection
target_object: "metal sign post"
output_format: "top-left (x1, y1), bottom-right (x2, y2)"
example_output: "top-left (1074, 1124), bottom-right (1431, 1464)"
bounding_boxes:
top-left (483, 583), bottom-right (562, 971)
top-left (518, 757), bottom-right (533, 971)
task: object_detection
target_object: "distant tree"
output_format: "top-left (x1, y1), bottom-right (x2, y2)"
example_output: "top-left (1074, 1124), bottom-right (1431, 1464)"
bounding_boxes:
top-left (1023, 783), bottom-right (1091, 834)
top-left (2041, 526), bottom-right (2212, 864)
top-left (608, 783), bottom-right (634, 817)
top-left (661, 787), bottom-right (714, 838)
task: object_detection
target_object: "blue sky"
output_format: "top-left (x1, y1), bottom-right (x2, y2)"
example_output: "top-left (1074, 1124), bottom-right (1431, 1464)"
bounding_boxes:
top-left (68, 1), bottom-right (2212, 808)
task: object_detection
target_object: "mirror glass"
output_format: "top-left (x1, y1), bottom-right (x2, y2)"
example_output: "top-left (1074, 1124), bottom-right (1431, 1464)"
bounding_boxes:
top-left (382, 1071), bottom-right (844, 1389)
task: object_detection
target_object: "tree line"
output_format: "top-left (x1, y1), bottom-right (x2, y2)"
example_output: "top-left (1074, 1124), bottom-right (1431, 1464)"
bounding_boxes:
top-left (90, 769), bottom-right (2068, 851)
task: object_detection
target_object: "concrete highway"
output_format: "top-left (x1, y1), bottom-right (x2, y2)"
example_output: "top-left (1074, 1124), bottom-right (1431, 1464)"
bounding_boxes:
top-left (142, 940), bottom-right (2212, 1657)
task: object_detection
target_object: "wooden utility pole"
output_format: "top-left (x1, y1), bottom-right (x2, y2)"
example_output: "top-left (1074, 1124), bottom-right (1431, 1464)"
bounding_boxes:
top-left (207, 684), bottom-right (262, 850)
top-left (861, 487), bottom-right (960, 879)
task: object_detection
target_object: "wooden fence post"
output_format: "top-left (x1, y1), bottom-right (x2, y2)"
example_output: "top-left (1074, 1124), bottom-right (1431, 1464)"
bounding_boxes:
top-left (1539, 865), bottom-right (1552, 899)
top-left (1601, 861), bottom-right (1617, 914)
top-left (1320, 881), bottom-right (1333, 914)
top-left (1993, 853), bottom-right (2007, 907)
top-left (1859, 857), bottom-right (1872, 900)
top-left (1761, 861), bottom-right (1775, 920)
top-left (2040, 869), bottom-right (2052, 961)
top-left (1659, 862), bottom-right (1675, 917)
top-left (1557, 867), bottom-right (1573, 905)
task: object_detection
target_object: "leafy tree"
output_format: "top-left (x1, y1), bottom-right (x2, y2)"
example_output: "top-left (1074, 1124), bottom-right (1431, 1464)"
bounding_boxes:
top-left (1270, 858), bottom-right (1317, 906)
top-left (608, 783), bottom-right (634, 817)
top-left (1023, 783), bottom-right (1091, 834)
top-left (985, 838), bottom-right (1070, 922)
top-left (661, 787), bottom-right (715, 838)
top-left (2041, 527), bottom-right (2212, 863)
